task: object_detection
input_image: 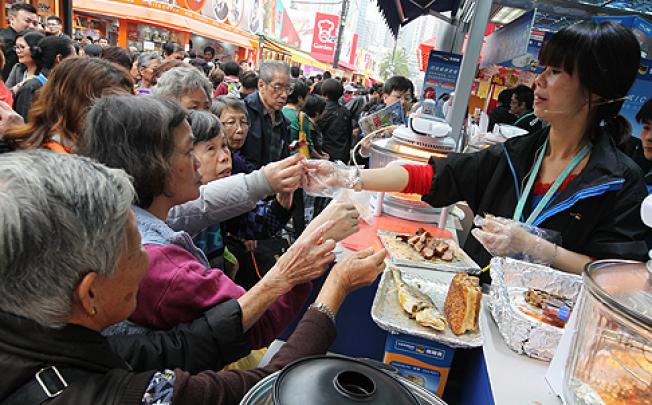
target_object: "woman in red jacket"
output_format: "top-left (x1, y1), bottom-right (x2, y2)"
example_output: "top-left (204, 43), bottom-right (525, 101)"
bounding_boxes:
top-left (304, 21), bottom-right (649, 279)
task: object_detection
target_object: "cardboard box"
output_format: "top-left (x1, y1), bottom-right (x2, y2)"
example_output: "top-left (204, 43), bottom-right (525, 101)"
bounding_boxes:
top-left (383, 334), bottom-right (456, 397)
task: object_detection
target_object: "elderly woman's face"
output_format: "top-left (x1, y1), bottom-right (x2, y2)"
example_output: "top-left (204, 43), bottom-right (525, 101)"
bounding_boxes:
top-left (180, 88), bottom-right (210, 111)
top-left (219, 107), bottom-right (249, 151)
top-left (92, 212), bottom-right (149, 327)
top-left (139, 59), bottom-right (161, 85)
top-left (195, 132), bottom-right (232, 184)
top-left (167, 119), bottom-right (202, 204)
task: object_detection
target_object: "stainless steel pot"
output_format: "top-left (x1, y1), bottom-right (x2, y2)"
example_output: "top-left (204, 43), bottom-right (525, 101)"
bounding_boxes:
top-left (240, 355), bottom-right (448, 405)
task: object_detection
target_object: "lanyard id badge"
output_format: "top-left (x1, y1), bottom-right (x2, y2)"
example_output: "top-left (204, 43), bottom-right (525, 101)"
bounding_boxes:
top-left (513, 138), bottom-right (591, 225)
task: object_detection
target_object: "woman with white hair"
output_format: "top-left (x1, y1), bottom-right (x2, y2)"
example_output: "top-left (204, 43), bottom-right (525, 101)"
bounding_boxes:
top-left (153, 66), bottom-right (212, 110)
top-left (136, 51), bottom-right (162, 96)
top-left (0, 150), bottom-right (385, 403)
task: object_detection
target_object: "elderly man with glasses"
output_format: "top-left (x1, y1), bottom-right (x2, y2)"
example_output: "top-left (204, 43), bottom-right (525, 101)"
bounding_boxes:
top-left (241, 61), bottom-right (293, 170)
top-left (0, 3), bottom-right (38, 81)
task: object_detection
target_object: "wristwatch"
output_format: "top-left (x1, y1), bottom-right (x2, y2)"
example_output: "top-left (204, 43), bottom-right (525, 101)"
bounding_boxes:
top-left (309, 302), bottom-right (336, 324)
top-left (352, 166), bottom-right (363, 192)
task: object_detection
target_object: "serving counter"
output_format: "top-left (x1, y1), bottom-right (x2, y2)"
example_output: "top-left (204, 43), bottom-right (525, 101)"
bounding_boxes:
top-left (271, 212), bottom-right (561, 405)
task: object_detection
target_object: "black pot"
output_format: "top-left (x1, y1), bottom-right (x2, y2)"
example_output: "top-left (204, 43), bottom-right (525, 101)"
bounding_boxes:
top-left (240, 355), bottom-right (448, 405)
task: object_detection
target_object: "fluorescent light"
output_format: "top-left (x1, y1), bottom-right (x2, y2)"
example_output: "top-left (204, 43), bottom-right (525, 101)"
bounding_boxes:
top-left (491, 6), bottom-right (527, 25)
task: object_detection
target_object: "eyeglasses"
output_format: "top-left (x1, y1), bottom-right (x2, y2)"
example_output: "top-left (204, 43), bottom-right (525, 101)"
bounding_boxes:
top-left (267, 83), bottom-right (291, 94)
top-left (222, 119), bottom-right (249, 129)
top-left (13, 45), bottom-right (27, 52)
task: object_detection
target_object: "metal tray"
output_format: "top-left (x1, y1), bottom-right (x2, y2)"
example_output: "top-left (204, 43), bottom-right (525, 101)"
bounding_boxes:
top-left (378, 230), bottom-right (480, 274)
top-left (371, 264), bottom-right (483, 348)
top-left (489, 257), bottom-right (583, 361)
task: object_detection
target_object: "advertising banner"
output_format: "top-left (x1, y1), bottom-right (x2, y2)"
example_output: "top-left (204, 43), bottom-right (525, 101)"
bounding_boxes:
top-left (310, 12), bottom-right (339, 63)
top-left (281, 10), bottom-right (300, 48)
top-left (621, 59), bottom-right (652, 138)
top-left (496, 29), bottom-right (544, 74)
top-left (422, 51), bottom-right (462, 101)
top-left (481, 9), bottom-right (536, 68)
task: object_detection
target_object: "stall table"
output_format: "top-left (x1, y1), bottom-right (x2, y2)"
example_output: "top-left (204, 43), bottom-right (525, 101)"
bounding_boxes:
top-left (271, 213), bottom-right (560, 404)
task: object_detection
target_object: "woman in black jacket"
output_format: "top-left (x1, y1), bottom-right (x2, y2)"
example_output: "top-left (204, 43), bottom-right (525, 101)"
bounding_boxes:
top-left (13, 35), bottom-right (74, 120)
top-left (304, 21), bottom-right (649, 280)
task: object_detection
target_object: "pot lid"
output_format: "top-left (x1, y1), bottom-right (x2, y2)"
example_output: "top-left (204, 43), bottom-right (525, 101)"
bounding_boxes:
top-left (584, 260), bottom-right (652, 328)
top-left (273, 356), bottom-right (420, 405)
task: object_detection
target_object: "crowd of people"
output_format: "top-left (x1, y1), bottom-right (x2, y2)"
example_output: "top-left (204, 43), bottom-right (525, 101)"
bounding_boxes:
top-left (0, 3), bottom-right (651, 403)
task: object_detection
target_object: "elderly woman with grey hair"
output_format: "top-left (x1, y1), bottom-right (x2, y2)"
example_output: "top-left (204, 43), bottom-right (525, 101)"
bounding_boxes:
top-left (78, 94), bottom-right (362, 338)
top-left (153, 66), bottom-right (212, 110)
top-left (0, 150), bottom-right (385, 403)
top-left (136, 51), bottom-right (162, 96)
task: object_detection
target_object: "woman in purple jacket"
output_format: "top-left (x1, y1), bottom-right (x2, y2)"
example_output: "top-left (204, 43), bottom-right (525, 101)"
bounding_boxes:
top-left (78, 94), bottom-right (360, 350)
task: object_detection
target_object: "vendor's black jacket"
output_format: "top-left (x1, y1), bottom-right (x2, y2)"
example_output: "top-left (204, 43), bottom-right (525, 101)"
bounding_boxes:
top-left (0, 299), bottom-right (250, 403)
top-left (423, 128), bottom-right (649, 283)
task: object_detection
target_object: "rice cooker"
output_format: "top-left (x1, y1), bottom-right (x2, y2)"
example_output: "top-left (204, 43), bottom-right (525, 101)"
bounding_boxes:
top-left (240, 355), bottom-right (448, 405)
top-left (368, 109), bottom-right (457, 225)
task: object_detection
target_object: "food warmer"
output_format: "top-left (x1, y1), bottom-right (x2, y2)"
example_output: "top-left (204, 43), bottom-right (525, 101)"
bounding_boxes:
top-left (368, 108), bottom-right (459, 226)
top-left (562, 195), bottom-right (652, 405)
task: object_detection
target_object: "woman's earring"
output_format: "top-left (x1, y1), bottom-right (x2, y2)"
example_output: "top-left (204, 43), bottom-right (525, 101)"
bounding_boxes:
top-left (90, 306), bottom-right (98, 316)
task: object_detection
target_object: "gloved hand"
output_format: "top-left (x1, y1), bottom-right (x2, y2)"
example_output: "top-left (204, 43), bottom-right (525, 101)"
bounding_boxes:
top-left (471, 215), bottom-right (559, 265)
top-left (301, 160), bottom-right (358, 198)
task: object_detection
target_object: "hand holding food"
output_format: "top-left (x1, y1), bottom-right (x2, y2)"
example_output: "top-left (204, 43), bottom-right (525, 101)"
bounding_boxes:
top-left (263, 154), bottom-right (305, 193)
top-left (301, 159), bottom-right (357, 197)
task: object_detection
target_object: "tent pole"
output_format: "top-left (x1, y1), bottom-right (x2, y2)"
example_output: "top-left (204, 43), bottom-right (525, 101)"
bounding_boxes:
top-left (447, 0), bottom-right (492, 151)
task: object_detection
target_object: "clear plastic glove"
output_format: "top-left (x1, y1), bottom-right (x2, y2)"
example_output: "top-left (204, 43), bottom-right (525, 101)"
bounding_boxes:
top-left (301, 159), bottom-right (357, 198)
top-left (471, 215), bottom-right (560, 265)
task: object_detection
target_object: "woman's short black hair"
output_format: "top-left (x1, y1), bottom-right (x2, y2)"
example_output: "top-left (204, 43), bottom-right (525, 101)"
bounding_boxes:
top-left (83, 43), bottom-right (102, 57)
top-left (321, 78), bottom-right (343, 102)
top-left (79, 95), bottom-right (188, 209)
top-left (240, 71), bottom-right (258, 90)
top-left (539, 21), bottom-right (641, 143)
top-left (188, 110), bottom-right (222, 144)
top-left (302, 95), bottom-right (326, 118)
top-left (163, 42), bottom-right (184, 56)
top-left (383, 76), bottom-right (414, 97)
top-left (18, 30), bottom-right (45, 55)
top-left (32, 35), bottom-right (73, 70)
top-left (497, 88), bottom-right (513, 105)
top-left (287, 78), bottom-right (308, 104)
top-left (636, 99), bottom-right (652, 124)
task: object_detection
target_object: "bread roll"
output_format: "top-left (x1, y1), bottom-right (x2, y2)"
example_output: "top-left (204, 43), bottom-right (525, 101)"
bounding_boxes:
top-left (444, 273), bottom-right (482, 335)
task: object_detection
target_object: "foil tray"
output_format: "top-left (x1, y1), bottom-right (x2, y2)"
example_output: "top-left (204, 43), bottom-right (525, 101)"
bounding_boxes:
top-left (489, 257), bottom-right (583, 361)
top-left (378, 230), bottom-right (480, 274)
top-left (371, 264), bottom-right (483, 348)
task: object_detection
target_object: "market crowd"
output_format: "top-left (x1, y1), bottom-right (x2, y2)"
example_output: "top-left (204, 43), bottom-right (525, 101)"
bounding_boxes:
top-left (0, 3), bottom-right (651, 404)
